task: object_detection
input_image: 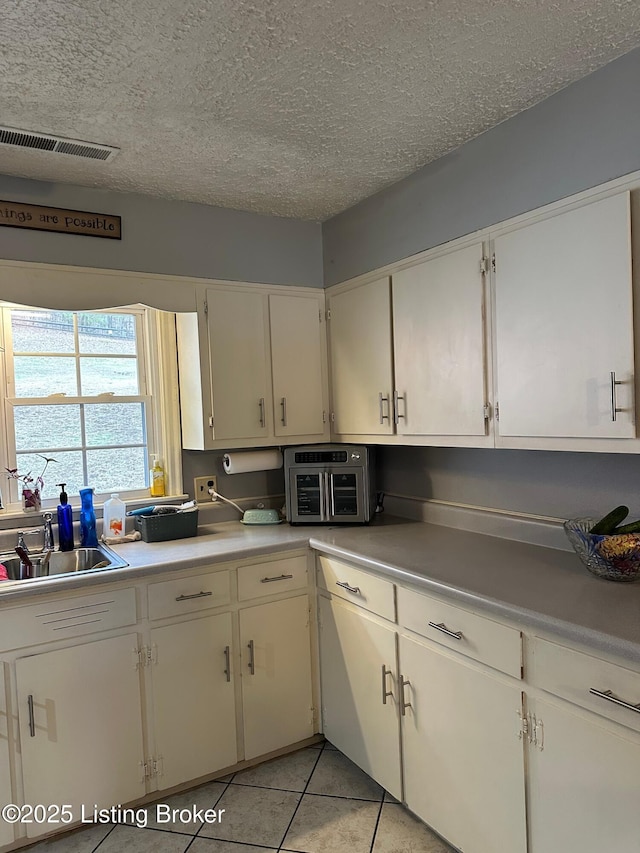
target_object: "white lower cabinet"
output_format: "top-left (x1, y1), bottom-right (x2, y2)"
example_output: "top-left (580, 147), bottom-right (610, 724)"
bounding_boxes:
top-left (0, 666), bottom-right (14, 847)
top-left (400, 634), bottom-right (527, 853)
top-left (240, 594), bottom-right (314, 760)
top-left (318, 595), bottom-right (402, 798)
top-left (150, 612), bottom-right (237, 790)
top-left (527, 695), bottom-right (640, 853)
top-left (15, 633), bottom-right (145, 839)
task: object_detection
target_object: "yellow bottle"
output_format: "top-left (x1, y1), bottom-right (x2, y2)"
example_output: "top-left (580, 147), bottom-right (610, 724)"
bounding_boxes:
top-left (150, 456), bottom-right (165, 497)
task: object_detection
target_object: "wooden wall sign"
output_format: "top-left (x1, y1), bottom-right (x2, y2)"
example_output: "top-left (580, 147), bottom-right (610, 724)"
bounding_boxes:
top-left (0, 200), bottom-right (121, 239)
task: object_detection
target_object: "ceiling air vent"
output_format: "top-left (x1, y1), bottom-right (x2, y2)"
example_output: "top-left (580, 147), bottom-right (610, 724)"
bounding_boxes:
top-left (0, 126), bottom-right (119, 161)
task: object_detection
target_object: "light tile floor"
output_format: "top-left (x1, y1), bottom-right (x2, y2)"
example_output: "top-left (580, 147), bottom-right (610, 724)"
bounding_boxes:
top-left (24, 742), bottom-right (454, 853)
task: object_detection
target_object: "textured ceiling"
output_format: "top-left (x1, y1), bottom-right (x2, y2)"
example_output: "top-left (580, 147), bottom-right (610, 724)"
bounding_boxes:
top-left (1, 0), bottom-right (640, 221)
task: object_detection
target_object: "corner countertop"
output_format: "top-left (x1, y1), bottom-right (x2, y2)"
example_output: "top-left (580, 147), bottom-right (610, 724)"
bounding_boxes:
top-left (1, 516), bottom-right (639, 664)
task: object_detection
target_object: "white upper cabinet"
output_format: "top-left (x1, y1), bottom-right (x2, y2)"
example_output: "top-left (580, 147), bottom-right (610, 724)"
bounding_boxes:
top-left (177, 284), bottom-right (329, 449)
top-left (329, 277), bottom-right (394, 435)
top-left (207, 287), bottom-right (271, 442)
top-left (494, 192), bottom-right (635, 439)
top-left (393, 243), bottom-right (487, 436)
top-left (270, 293), bottom-right (327, 438)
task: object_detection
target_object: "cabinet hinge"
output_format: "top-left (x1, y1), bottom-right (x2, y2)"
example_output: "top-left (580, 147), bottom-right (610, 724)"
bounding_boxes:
top-left (209, 415), bottom-right (214, 428)
top-left (326, 309), bottom-right (331, 321)
top-left (204, 300), bottom-right (208, 316)
top-left (491, 254), bottom-right (496, 273)
top-left (483, 404), bottom-right (491, 420)
top-left (517, 710), bottom-right (544, 751)
top-left (479, 257), bottom-right (489, 275)
top-left (134, 645), bottom-right (156, 669)
top-left (330, 412), bottom-right (335, 423)
top-left (319, 309), bottom-right (323, 323)
top-left (140, 756), bottom-right (163, 780)
top-left (495, 401), bottom-right (500, 422)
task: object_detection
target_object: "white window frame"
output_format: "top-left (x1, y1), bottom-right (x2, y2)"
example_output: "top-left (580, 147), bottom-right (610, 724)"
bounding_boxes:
top-left (0, 303), bottom-right (182, 512)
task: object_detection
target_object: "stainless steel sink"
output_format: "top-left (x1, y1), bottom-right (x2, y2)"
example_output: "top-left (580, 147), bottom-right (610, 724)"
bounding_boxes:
top-left (0, 543), bottom-right (128, 582)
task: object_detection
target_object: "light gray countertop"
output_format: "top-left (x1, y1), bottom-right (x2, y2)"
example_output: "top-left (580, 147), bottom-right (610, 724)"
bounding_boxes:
top-left (1, 516), bottom-right (639, 664)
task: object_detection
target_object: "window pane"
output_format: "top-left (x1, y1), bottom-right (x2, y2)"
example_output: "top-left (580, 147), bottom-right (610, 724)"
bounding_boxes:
top-left (15, 450), bottom-right (83, 501)
top-left (87, 447), bottom-right (147, 493)
top-left (14, 405), bottom-right (82, 451)
top-left (78, 313), bottom-right (137, 355)
top-left (14, 356), bottom-right (78, 397)
top-left (84, 403), bottom-right (145, 446)
top-left (79, 357), bottom-right (139, 395)
top-left (11, 310), bottom-right (75, 354)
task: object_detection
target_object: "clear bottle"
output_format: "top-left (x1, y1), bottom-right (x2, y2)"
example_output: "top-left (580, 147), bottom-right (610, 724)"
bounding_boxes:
top-left (79, 487), bottom-right (98, 548)
top-left (103, 493), bottom-right (126, 539)
top-left (150, 456), bottom-right (165, 498)
top-left (56, 483), bottom-right (75, 552)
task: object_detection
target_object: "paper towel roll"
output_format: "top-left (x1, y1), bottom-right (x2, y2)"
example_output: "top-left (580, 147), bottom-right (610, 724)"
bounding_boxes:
top-left (223, 449), bottom-right (283, 475)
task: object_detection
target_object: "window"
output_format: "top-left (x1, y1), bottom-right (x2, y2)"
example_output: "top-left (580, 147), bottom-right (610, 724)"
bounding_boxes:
top-left (0, 305), bottom-right (178, 507)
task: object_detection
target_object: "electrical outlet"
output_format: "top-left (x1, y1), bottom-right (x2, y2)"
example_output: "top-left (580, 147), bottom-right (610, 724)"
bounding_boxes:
top-left (194, 475), bottom-right (218, 502)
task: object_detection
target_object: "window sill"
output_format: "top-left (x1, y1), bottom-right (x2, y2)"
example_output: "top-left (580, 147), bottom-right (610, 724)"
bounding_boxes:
top-left (0, 494), bottom-right (189, 531)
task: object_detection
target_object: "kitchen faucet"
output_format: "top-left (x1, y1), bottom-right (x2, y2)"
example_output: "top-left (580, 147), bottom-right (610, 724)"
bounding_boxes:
top-left (16, 516), bottom-right (55, 553)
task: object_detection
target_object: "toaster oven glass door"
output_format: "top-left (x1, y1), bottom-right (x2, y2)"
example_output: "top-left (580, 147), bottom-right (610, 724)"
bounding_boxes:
top-left (288, 466), bottom-right (367, 523)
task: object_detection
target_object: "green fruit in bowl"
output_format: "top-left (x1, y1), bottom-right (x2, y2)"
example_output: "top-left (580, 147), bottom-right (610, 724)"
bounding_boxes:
top-left (589, 506), bottom-right (629, 535)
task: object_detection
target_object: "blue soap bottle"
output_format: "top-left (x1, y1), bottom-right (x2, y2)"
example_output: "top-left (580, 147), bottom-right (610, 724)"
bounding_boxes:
top-left (79, 487), bottom-right (98, 548)
top-left (56, 483), bottom-right (75, 552)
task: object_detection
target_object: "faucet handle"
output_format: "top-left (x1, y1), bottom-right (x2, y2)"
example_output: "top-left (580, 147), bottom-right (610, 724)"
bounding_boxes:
top-left (42, 512), bottom-right (53, 522)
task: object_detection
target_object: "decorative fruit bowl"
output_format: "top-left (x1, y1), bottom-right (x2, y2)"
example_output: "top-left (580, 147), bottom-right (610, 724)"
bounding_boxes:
top-left (564, 519), bottom-right (640, 582)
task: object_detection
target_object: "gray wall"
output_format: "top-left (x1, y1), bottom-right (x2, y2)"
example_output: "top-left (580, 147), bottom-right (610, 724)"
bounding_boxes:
top-left (0, 175), bottom-right (323, 287)
top-left (323, 47), bottom-right (640, 287)
top-left (378, 447), bottom-right (640, 521)
top-left (182, 449), bottom-right (285, 510)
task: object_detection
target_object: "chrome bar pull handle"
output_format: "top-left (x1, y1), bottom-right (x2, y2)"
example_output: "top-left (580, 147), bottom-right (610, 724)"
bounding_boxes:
top-left (247, 639), bottom-right (255, 675)
top-left (381, 665), bottom-right (393, 705)
top-left (27, 694), bottom-right (35, 737)
top-left (223, 646), bottom-right (231, 682)
top-left (400, 676), bottom-right (411, 716)
top-left (280, 397), bottom-right (287, 426)
top-left (336, 581), bottom-right (361, 595)
top-left (176, 591), bottom-right (213, 602)
top-left (393, 390), bottom-right (406, 424)
top-left (590, 688), bottom-right (640, 714)
top-left (428, 621), bottom-right (463, 640)
top-left (610, 372), bottom-right (623, 422)
top-left (258, 397), bottom-right (266, 428)
top-left (260, 573), bottom-right (294, 583)
top-left (379, 392), bottom-right (390, 424)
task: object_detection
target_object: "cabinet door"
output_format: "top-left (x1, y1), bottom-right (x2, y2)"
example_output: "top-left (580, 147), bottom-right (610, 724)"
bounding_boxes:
top-left (240, 595), bottom-right (313, 760)
top-left (151, 613), bottom-right (236, 790)
top-left (528, 696), bottom-right (640, 853)
top-left (270, 293), bottom-right (327, 438)
top-left (494, 192), bottom-right (634, 438)
top-left (318, 596), bottom-right (401, 798)
top-left (207, 287), bottom-right (270, 440)
top-left (400, 634), bottom-right (526, 853)
top-left (329, 278), bottom-right (394, 435)
top-left (0, 665), bottom-right (14, 847)
top-left (16, 634), bottom-right (145, 839)
top-left (393, 244), bottom-right (488, 436)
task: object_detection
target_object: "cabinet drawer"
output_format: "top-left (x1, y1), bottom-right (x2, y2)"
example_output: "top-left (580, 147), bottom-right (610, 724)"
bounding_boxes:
top-left (398, 586), bottom-right (522, 678)
top-left (238, 555), bottom-right (308, 601)
top-left (530, 636), bottom-right (640, 733)
top-left (317, 556), bottom-right (395, 621)
top-left (0, 588), bottom-right (136, 650)
top-left (148, 570), bottom-right (231, 620)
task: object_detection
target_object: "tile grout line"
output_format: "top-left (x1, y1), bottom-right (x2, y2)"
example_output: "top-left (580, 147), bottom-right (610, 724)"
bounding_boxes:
top-left (91, 822), bottom-right (118, 852)
top-left (188, 777), bottom-right (233, 843)
top-left (275, 740), bottom-right (327, 852)
top-left (367, 794), bottom-right (386, 853)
